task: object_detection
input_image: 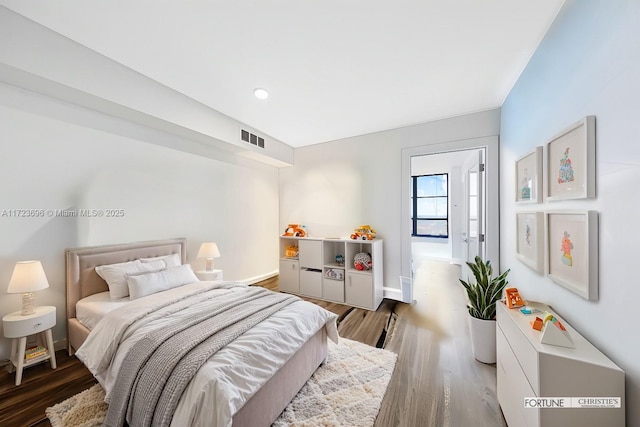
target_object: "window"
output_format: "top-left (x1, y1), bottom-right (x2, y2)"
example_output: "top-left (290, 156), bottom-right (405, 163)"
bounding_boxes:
top-left (412, 173), bottom-right (448, 238)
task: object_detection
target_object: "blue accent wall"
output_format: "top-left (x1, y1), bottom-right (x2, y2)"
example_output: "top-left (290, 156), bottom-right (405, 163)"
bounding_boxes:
top-left (501, 1), bottom-right (640, 423)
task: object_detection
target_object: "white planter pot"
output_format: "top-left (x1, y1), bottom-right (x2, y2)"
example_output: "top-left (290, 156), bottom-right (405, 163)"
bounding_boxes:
top-left (468, 315), bottom-right (497, 364)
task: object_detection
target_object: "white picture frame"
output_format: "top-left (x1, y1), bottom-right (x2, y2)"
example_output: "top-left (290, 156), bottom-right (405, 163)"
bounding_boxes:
top-left (546, 211), bottom-right (598, 300)
top-left (546, 116), bottom-right (596, 201)
top-left (516, 211), bottom-right (545, 273)
top-left (515, 147), bottom-right (543, 203)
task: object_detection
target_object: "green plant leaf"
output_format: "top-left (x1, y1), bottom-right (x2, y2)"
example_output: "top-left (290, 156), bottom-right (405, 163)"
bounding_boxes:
top-left (459, 257), bottom-right (510, 320)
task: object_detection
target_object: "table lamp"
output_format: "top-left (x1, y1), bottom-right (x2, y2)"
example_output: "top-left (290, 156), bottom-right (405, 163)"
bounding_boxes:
top-left (7, 260), bottom-right (50, 316)
top-left (197, 243), bottom-right (220, 272)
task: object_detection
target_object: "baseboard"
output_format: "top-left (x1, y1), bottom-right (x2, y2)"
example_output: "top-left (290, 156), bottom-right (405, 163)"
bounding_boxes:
top-left (383, 287), bottom-right (412, 303)
top-left (383, 287), bottom-right (402, 300)
top-left (242, 270), bottom-right (279, 285)
top-left (54, 338), bottom-right (68, 353)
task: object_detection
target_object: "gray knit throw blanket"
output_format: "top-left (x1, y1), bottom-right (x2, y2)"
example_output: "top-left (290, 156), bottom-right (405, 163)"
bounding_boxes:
top-left (104, 286), bottom-right (298, 427)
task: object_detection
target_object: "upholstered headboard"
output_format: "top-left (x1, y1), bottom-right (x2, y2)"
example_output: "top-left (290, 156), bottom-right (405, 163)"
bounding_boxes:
top-left (65, 238), bottom-right (187, 321)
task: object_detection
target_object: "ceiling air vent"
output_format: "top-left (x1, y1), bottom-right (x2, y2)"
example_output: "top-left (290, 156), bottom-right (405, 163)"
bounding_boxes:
top-left (240, 129), bottom-right (265, 149)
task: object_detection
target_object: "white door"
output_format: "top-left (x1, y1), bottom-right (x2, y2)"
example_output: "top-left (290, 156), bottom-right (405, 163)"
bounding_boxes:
top-left (464, 150), bottom-right (486, 273)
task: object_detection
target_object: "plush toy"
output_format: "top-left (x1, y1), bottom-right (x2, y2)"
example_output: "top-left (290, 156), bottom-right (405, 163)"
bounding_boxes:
top-left (353, 252), bottom-right (372, 270)
top-left (350, 225), bottom-right (376, 240)
top-left (283, 224), bottom-right (307, 237)
top-left (285, 245), bottom-right (299, 258)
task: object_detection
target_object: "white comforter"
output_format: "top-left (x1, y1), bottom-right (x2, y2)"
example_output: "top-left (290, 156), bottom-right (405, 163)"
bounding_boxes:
top-left (76, 281), bottom-right (339, 427)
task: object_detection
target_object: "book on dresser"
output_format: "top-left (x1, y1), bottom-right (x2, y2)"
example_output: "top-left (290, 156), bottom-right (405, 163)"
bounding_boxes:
top-left (496, 300), bottom-right (625, 427)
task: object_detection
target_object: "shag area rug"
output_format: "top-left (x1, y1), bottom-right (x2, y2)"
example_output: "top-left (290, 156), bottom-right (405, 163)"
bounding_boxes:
top-left (46, 338), bottom-right (397, 427)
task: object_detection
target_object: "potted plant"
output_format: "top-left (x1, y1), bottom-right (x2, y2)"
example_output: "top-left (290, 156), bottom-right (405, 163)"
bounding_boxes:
top-left (459, 256), bottom-right (510, 364)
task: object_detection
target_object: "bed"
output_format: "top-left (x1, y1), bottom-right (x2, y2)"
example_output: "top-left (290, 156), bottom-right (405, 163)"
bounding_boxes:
top-left (65, 238), bottom-right (338, 427)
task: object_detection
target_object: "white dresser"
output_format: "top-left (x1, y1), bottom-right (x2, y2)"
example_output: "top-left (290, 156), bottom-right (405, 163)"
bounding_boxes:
top-left (496, 301), bottom-right (625, 426)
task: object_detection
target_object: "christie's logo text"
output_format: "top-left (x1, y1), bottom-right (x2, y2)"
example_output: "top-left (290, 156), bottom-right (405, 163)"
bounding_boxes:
top-left (524, 397), bottom-right (621, 409)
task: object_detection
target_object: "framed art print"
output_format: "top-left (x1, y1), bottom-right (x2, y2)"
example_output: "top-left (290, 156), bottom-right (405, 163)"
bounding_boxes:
top-left (546, 211), bottom-right (598, 300)
top-left (546, 116), bottom-right (596, 201)
top-left (515, 147), bottom-right (543, 203)
top-left (516, 211), bottom-right (544, 273)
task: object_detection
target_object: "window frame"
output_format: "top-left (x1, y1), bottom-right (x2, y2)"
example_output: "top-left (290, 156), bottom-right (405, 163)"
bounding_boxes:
top-left (411, 173), bottom-right (449, 238)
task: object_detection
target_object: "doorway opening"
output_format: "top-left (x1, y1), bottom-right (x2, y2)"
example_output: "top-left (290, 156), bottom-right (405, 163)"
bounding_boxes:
top-left (410, 148), bottom-right (485, 266)
top-left (400, 136), bottom-right (500, 300)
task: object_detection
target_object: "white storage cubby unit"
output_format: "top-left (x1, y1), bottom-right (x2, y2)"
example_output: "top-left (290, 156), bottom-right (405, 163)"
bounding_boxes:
top-left (496, 301), bottom-right (625, 427)
top-left (279, 237), bottom-right (383, 311)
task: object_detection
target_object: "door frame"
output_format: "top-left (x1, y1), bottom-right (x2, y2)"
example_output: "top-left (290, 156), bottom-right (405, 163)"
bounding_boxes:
top-left (401, 136), bottom-right (500, 279)
top-left (462, 148), bottom-right (486, 278)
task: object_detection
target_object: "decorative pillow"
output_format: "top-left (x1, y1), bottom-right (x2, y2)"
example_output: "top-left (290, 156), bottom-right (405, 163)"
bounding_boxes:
top-left (127, 264), bottom-right (199, 300)
top-left (139, 253), bottom-right (182, 268)
top-left (95, 259), bottom-right (166, 300)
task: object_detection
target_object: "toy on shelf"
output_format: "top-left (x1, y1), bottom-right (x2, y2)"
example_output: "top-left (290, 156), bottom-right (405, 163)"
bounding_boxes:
top-left (353, 252), bottom-right (372, 270)
top-left (335, 254), bottom-right (345, 266)
top-left (505, 287), bottom-right (525, 309)
top-left (283, 224), bottom-right (307, 237)
top-left (325, 269), bottom-right (344, 280)
top-left (350, 225), bottom-right (376, 240)
top-left (285, 245), bottom-right (299, 258)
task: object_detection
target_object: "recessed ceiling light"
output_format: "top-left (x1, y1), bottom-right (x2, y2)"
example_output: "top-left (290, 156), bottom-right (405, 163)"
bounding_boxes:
top-left (254, 88), bottom-right (269, 100)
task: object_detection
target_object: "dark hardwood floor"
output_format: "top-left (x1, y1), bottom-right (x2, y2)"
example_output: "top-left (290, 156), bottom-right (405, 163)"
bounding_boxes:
top-left (0, 264), bottom-right (505, 426)
top-left (0, 350), bottom-right (96, 426)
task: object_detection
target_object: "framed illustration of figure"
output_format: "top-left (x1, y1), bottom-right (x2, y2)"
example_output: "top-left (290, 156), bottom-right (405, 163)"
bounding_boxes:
top-left (515, 147), bottom-right (543, 203)
top-left (546, 116), bottom-right (596, 201)
top-left (546, 211), bottom-right (598, 300)
top-left (516, 211), bottom-right (544, 273)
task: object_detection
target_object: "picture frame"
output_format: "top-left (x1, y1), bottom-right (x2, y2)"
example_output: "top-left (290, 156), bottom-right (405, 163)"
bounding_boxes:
top-left (515, 147), bottom-right (543, 203)
top-left (546, 211), bottom-right (598, 300)
top-left (546, 116), bottom-right (596, 201)
top-left (516, 211), bottom-right (545, 273)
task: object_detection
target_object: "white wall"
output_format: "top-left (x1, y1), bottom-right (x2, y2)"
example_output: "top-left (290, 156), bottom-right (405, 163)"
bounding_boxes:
top-left (279, 109), bottom-right (500, 291)
top-left (0, 7), bottom-right (293, 167)
top-left (0, 83), bottom-right (280, 359)
top-left (500, 1), bottom-right (640, 423)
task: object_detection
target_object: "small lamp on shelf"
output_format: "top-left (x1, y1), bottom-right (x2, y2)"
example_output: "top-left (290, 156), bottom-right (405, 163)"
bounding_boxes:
top-left (197, 243), bottom-right (221, 272)
top-left (7, 260), bottom-right (50, 316)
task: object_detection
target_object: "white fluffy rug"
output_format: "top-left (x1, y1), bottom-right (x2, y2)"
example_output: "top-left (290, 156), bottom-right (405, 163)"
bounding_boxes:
top-left (46, 338), bottom-right (397, 427)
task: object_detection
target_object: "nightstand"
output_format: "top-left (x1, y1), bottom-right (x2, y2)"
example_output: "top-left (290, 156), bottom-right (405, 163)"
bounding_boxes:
top-left (195, 269), bottom-right (223, 282)
top-left (2, 305), bottom-right (57, 386)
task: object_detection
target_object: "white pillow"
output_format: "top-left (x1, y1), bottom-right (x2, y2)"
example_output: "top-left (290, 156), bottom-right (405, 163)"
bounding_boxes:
top-left (127, 264), bottom-right (199, 300)
top-left (139, 253), bottom-right (182, 268)
top-left (95, 259), bottom-right (166, 300)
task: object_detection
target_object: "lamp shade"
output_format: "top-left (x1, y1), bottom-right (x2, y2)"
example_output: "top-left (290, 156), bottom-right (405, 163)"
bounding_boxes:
top-left (197, 243), bottom-right (221, 259)
top-left (7, 260), bottom-right (50, 294)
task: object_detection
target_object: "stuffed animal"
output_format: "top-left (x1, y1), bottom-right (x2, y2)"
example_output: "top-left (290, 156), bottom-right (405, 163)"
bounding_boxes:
top-left (283, 224), bottom-right (307, 237)
top-left (350, 225), bottom-right (376, 240)
top-left (285, 245), bottom-right (299, 258)
top-left (354, 252), bottom-right (372, 270)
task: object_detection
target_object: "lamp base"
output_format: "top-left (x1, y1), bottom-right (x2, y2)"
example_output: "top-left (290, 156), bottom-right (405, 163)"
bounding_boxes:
top-left (205, 259), bottom-right (214, 272)
top-left (21, 292), bottom-right (36, 316)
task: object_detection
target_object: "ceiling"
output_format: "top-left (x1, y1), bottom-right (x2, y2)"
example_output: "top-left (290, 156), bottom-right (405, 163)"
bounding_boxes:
top-left (0, 1), bottom-right (564, 148)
